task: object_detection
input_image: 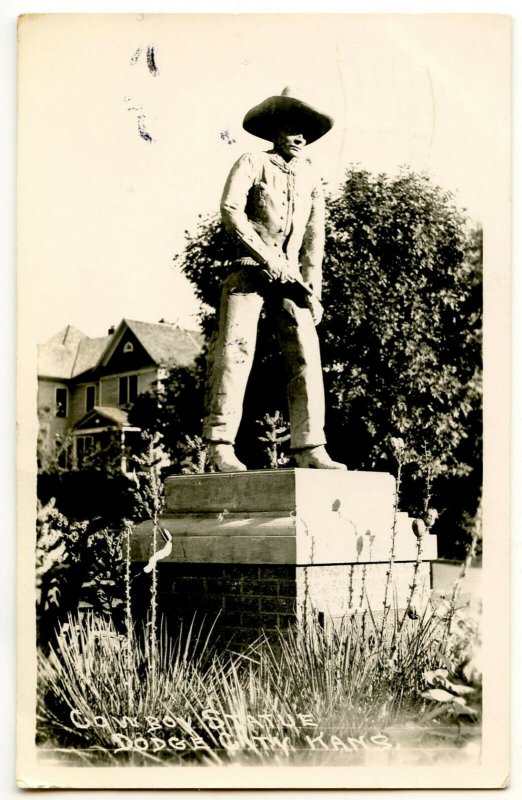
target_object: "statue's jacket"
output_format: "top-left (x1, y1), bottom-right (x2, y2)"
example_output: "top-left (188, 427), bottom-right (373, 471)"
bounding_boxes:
top-left (220, 150), bottom-right (325, 299)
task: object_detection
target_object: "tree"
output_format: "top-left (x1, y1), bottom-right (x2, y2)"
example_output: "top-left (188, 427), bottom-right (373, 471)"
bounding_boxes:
top-left (135, 169), bottom-right (482, 555)
top-left (320, 170), bottom-right (481, 476)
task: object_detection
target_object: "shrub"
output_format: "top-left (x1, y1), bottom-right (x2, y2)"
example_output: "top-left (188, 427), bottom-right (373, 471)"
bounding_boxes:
top-left (36, 499), bottom-right (127, 649)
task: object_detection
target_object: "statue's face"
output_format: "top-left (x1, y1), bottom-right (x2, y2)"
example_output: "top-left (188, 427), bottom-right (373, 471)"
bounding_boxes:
top-left (275, 129), bottom-right (307, 161)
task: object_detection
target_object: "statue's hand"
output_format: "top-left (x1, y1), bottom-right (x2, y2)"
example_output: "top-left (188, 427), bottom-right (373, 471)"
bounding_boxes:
top-left (306, 295), bottom-right (324, 325)
top-left (283, 263), bottom-right (303, 283)
top-left (264, 253), bottom-right (288, 282)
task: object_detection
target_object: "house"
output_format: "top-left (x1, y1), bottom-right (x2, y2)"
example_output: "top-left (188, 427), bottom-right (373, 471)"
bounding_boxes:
top-left (37, 319), bottom-right (203, 471)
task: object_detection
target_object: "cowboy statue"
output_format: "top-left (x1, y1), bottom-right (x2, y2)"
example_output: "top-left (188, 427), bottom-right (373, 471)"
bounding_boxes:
top-left (203, 87), bottom-right (346, 473)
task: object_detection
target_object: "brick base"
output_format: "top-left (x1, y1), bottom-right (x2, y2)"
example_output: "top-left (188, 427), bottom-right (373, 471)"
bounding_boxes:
top-left (132, 563), bottom-right (297, 649)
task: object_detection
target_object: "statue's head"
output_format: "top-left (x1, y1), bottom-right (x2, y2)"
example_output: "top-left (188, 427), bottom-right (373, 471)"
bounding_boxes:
top-left (273, 127), bottom-right (307, 162)
top-left (242, 86), bottom-right (334, 148)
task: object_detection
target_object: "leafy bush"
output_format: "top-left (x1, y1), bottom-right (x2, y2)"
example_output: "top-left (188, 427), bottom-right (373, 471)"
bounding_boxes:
top-left (36, 432), bottom-right (170, 650)
top-left (36, 499), bottom-right (127, 649)
top-left (37, 470), bottom-right (141, 525)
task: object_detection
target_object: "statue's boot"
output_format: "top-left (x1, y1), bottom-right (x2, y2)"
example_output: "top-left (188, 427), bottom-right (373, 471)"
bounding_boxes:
top-left (294, 445), bottom-right (347, 470)
top-left (207, 443), bottom-right (247, 472)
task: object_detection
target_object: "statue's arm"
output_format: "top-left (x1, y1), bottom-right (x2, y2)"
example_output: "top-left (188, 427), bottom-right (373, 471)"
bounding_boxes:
top-left (220, 153), bottom-right (273, 267)
top-left (299, 181), bottom-right (326, 300)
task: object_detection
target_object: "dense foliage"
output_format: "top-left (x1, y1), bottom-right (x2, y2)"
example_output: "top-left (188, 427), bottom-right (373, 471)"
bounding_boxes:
top-left (36, 498), bottom-right (127, 648)
top-left (321, 170), bottom-right (481, 477)
top-left (36, 435), bottom-right (170, 649)
top-left (129, 362), bottom-right (207, 469)
top-left (38, 469), bottom-right (139, 524)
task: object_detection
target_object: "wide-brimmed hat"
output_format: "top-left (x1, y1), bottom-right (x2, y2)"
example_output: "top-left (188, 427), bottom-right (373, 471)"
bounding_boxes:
top-left (243, 86), bottom-right (334, 144)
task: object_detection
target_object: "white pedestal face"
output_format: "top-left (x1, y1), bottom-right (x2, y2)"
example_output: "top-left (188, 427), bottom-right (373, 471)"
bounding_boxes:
top-left (132, 469), bottom-right (437, 565)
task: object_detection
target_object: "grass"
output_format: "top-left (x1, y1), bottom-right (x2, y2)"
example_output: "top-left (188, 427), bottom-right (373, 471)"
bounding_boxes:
top-left (36, 593), bottom-right (481, 767)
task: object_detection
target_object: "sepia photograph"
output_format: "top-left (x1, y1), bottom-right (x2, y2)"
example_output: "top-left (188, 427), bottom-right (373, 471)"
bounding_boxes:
top-left (16, 12), bottom-right (510, 789)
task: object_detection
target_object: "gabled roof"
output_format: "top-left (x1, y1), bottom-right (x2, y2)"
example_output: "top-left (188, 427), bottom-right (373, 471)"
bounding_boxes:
top-left (37, 325), bottom-right (88, 380)
top-left (47, 325), bottom-right (87, 347)
top-left (72, 336), bottom-right (112, 377)
top-left (38, 319), bottom-right (203, 381)
top-left (99, 319), bottom-right (203, 370)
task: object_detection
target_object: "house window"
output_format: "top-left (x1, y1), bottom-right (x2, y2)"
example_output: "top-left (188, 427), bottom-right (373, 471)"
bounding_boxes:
top-left (55, 387), bottom-right (68, 418)
top-left (123, 341), bottom-right (134, 353)
top-left (86, 385), bottom-right (96, 412)
top-left (119, 374), bottom-right (138, 405)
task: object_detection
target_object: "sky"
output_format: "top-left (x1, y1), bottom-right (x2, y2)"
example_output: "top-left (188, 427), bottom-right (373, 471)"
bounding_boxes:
top-left (18, 14), bottom-right (510, 342)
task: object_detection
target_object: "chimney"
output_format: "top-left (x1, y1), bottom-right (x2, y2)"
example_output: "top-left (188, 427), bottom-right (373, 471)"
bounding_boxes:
top-left (108, 325), bottom-right (115, 335)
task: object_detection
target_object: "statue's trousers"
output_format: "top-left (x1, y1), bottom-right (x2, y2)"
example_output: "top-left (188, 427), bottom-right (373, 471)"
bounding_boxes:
top-left (203, 268), bottom-right (327, 450)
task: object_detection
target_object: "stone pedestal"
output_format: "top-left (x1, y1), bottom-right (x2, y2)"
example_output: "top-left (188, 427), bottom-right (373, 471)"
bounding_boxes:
top-left (131, 469), bottom-right (437, 647)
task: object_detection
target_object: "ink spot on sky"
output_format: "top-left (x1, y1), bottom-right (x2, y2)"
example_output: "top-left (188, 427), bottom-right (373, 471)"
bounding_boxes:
top-left (146, 46), bottom-right (158, 76)
top-left (124, 97), bottom-right (155, 143)
top-left (130, 48), bottom-right (142, 65)
top-left (220, 129), bottom-right (236, 145)
top-left (137, 115), bottom-right (154, 143)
